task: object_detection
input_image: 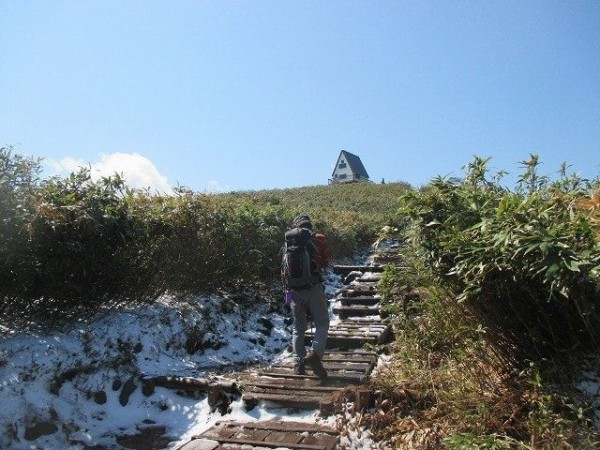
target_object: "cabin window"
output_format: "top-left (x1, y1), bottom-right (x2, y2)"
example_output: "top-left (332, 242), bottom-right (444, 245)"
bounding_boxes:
top-left (338, 162), bottom-right (347, 168)
top-left (339, 174), bottom-right (347, 179)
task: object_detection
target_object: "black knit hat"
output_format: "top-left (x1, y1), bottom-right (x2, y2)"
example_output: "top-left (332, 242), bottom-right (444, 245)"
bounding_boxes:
top-left (292, 214), bottom-right (313, 229)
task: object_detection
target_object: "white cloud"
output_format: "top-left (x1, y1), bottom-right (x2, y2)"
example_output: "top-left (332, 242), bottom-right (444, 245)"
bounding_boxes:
top-left (204, 179), bottom-right (230, 193)
top-left (47, 156), bottom-right (87, 174)
top-left (48, 152), bottom-right (174, 195)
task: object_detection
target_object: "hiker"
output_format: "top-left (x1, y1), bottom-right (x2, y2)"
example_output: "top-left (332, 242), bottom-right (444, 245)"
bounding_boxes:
top-left (281, 214), bottom-right (330, 379)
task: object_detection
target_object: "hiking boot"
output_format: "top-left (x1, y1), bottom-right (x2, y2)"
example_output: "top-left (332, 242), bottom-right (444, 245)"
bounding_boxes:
top-left (305, 350), bottom-right (327, 379)
top-left (294, 358), bottom-right (305, 375)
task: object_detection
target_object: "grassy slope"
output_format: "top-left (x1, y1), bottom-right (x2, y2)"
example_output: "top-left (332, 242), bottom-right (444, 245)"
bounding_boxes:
top-left (220, 181), bottom-right (412, 256)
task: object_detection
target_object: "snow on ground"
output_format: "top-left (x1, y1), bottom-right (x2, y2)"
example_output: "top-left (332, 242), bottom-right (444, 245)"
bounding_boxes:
top-left (0, 292), bottom-right (286, 449)
top-left (6, 241), bottom-right (596, 450)
top-left (0, 269), bottom-right (384, 450)
top-left (576, 358), bottom-right (600, 429)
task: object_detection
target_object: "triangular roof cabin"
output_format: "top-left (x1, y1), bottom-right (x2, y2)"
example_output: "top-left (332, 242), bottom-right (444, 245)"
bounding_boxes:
top-left (330, 150), bottom-right (370, 184)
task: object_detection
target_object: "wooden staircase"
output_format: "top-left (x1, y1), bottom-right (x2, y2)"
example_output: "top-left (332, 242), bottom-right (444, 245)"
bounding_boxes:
top-left (175, 261), bottom-right (396, 450)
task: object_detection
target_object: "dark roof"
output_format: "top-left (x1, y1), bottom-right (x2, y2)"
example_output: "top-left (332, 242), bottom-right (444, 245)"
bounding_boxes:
top-left (334, 150), bottom-right (370, 179)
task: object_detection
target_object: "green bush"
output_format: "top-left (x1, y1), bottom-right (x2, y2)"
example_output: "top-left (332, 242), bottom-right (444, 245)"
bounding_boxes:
top-left (26, 168), bottom-right (134, 304)
top-left (0, 148), bottom-right (410, 320)
top-left (399, 155), bottom-right (600, 361)
top-left (0, 147), bottom-right (42, 300)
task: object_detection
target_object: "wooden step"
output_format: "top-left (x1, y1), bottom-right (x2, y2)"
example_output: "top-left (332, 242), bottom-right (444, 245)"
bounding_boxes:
top-left (335, 286), bottom-right (379, 297)
top-left (242, 391), bottom-right (332, 412)
top-left (333, 264), bottom-right (386, 275)
top-left (184, 420), bottom-right (339, 450)
top-left (141, 375), bottom-right (238, 395)
top-left (240, 366), bottom-right (346, 413)
top-left (357, 273), bottom-right (383, 283)
top-left (345, 281), bottom-right (379, 289)
top-left (321, 349), bottom-right (381, 362)
top-left (332, 304), bottom-right (383, 319)
top-left (337, 295), bottom-right (381, 306)
top-left (269, 352), bottom-right (377, 378)
top-left (306, 321), bottom-right (392, 348)
top-left (250, 350), bottom-right (379, 388)
top-left (244, 379), bottom-right (343, 393)
top-left (257, 370), bottom-right (366, 384)
top-left (372, 254), bottom-right (404, 264)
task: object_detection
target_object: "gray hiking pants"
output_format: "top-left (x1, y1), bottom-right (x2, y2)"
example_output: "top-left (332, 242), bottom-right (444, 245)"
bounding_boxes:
top-left (291, 283), bottom-right (330, 359)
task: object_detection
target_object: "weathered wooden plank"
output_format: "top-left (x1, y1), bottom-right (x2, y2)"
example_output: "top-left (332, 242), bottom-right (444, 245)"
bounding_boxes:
top-left (332, 305), bottom-right (382, 319)
top-left (328, 321), bottom-right (388, 327)
top-left (263, 371), bottom-right (369, 382)
top-left (262, 360), bottom-right (371, 375)
top-left (201, 425), bottom-right (237, 439)
top-left (142, 376), bottom-right (239, 394)
top-left (266, 430), bottom-right (303, 445)
top-left (320, 330), bottom-right (387, 337)
top-left (300, 434), bottom-right (339, 450)
top-left (335, 289), bottom-right (378, 298)
top-left (243, 375), bottom-right (337, 387)
top-left (324, 321), bottom-right (387, 328)
top-left (238, 429), bottom-right (270, 441)
top-left (244, 387), bottom-right (339, 399)
top-left (372, 254), bottom-right (404, 263)
top-left (308, 337), bottom-right (378, 349)
top-left (322, 326), bottom-right (388, 333)
top-left (194, 435), bottom-right (330, 450)
top-left (321, 349), bottom-right (379, 356)
top-left (321, 353), bottom-right (377, 363)
top-left (338, 296), bottom-right (381, 306)
top-left (325, 351), bottom-right (377, 356)
top-left (211, 420), bottom-right (338, 434)
top-left (308, 337), bottom-right (376, 348)
top-left (336, 285), bottom-right (379, 296)
top-left (345, 282), bottom-right (379, 291)
top-left (320, 326), bottom-right (392, 345)
top-left (357, 274), bottom-right (383, 282)
top-left (337, 294), bottom-right (382, 300)
top-left (242, 392), bottom-right (327, 409)
top-left (332, 265), bottom-right (385, 275)
top-left (320, 335), bottom-right (378, 343)
top-left (326, 327), bottom-right (384, 333)
top-left (310, 321), bottom-right (389, 330)
top-left (243, 393), bottom-right (338, 418)
top-left (332, 322), bottom-right (389, 327)
top-left (268, 352), bottom-right (378, 373)
top-left (323, 337), bottom-right (381, 345)
top-left (258, 370), bottom-right (366, 383)
top-left (244, 381), bottom-right (342, 393)
top-left (324, 330), bottom-right (386, 337)
top-left (333, 305), bottom-right (381, 312)
top-left (329, 329), bottom-right (387, 335)
top-left (322, 363), bottom-right (371, 372)
top-left (329, 325), bottom-right (389, 333)
top-left (176, 438), bottom-right (220, 450)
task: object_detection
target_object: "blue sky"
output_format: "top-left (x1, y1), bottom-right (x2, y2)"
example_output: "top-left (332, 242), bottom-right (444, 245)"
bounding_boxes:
top-left (2, 1), bottom-right (599, 193)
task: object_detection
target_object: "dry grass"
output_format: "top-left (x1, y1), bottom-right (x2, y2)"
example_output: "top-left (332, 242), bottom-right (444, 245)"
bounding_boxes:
top-left (576, 187), bottom-right (600, 241)
top-left (362, 287), bottom-right (600, 449)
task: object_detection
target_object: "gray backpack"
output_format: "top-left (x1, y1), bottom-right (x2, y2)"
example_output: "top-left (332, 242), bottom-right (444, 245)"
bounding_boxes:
top-left (281, 227), bottom-right (320, 289)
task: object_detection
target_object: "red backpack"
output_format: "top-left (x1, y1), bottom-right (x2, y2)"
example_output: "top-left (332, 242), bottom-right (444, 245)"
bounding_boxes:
top-left (311, 232), bottom-right (330, 269)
